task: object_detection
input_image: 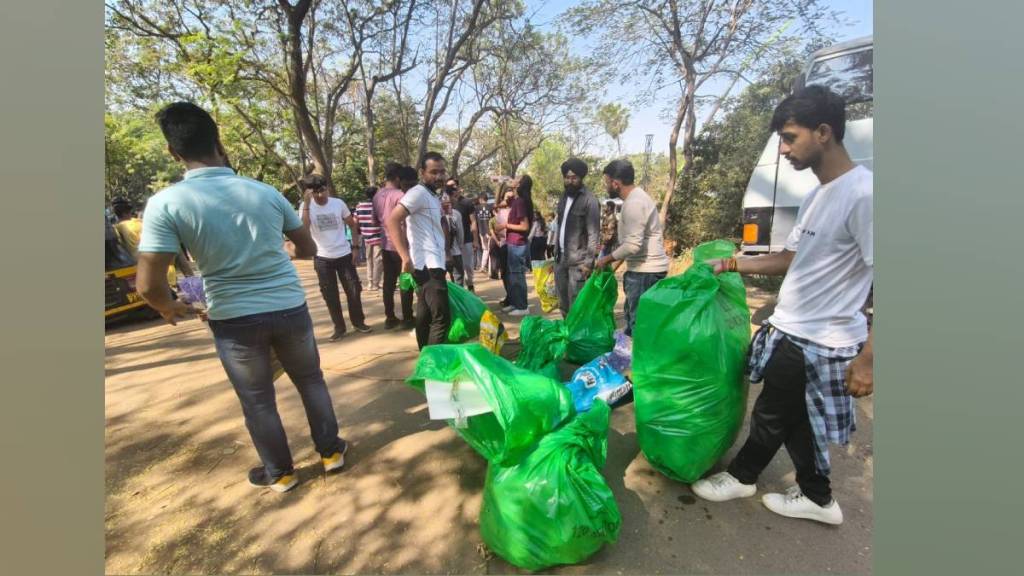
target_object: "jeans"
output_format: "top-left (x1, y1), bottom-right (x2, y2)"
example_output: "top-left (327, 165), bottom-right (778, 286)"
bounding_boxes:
top-left (554, 261), bottom-right (588, 318)
top-left (506, 243), bottom-right (530, 310)
top-left (446, 252), bottom-right (465, 285)
top-left (314, 254), bottom-right (366, 332)
top-left (478, 234), bottom-right (491, 272)
top-left (382, 250), bottom-right (414, 323)
top-left (496, 244), bottom-right (510, 300)
top-left (209, 303), bottom-right (344, 480)
top-left (727, 337), bottom-right (832, 506)
top-left (366, 243), bottom-right (383, 290)
top-left (413, 267), bottom-right (450, 350)
top-left (461, 243), bottom-right (475, 288)
top-left (622, 270), bottom-right (667, 336)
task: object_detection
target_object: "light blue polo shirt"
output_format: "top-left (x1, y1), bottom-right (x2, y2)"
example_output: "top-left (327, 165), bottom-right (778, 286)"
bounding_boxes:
top-left (138, 167), bottom-right (306, 320)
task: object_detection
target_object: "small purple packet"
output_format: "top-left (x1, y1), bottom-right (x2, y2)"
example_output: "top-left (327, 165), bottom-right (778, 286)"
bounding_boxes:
top-left (607, 329), bottom-right (633, 375)
top-left (178, 276), bottom-right (206, 308)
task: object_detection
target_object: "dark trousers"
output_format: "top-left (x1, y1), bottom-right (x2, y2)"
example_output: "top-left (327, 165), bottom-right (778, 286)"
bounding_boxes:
top-left (622, 270), bottom-right (666, 337)
top-left (314, 254), bottom-right (365, 332)
top-left (496, 244), bottom-right (510, 301)
top-left (381, 250), bottom-right (414, 323)
top-left (209, 303), bottom-right (344, 480)
top-left (413, 267), bottom-right (450, 350)
top-left (446, 253), bottom-right (465, 286)
top-left (727, 337), bottom-right (832, 506)
top-left (530, 236), bottom-right (548, 262)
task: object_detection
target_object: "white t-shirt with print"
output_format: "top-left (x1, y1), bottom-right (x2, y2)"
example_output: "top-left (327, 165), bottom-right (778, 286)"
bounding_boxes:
top-left (308, 197), bottom-right (353, 258)
top-left (769, 165), bottom-right (873, 348)
top-left (399, 184), bottom-right (446, 270)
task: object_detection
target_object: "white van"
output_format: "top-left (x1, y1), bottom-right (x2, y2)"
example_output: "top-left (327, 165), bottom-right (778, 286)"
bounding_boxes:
top-left (740, 35), bottom-right (873, 253)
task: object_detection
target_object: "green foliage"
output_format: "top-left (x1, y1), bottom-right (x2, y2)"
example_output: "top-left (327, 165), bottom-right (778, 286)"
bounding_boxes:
top-left (665, 55), bottom-right (807, 252)
top-left (595, 103), bottom-right (630, 154)
top-left (104, 110), bottom-right (181, 204)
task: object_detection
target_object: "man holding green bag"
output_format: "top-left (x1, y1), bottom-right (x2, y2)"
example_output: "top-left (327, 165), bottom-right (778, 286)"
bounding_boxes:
top-left (594, 159), bottom-right (670, 336)
top-left (692, 86), bottom-right (873, 526)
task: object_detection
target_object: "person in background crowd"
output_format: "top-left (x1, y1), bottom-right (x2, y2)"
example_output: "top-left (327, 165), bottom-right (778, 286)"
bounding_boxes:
top-left (374, 163), bottom-right (417, 330)
top-left (529, 209), bottom-right (548, 262)
top-left (441, 193), bottom-right (465, 285)
top-left (490, 184), bottom-right (514, 307)
top-left (546, 211), bottom-right (558, 259)
top-left (355, 186), bottom-right (383, 291)
top-left (299, 173), bottom-right (372, 341)
top-left (691, 86), bottom-right (874, 527)
top-left (475, 192), bottom-right (493, 275)
top-left (445, 177), bottom-right (478, 292)
top-left (499, 174), bottom-right (535, 316)
top-left (599, 200), bottom-right (619, 258)
top-left (136, 102), bottom-right (348, 494)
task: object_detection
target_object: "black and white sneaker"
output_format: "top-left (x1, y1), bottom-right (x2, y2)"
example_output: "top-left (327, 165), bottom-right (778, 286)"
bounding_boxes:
top-left (353, 324), bottom-right (372, 334)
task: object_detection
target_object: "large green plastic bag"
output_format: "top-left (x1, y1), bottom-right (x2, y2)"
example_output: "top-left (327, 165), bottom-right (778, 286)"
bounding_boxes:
top-left (564, 268), bottom-right (618, 363)
top-left (480, 400), bottom-right (621, 571)
top-left (407, 343), bottom-right (574, 466)
top-left (447, 281), bottom-right (488, 342)
top-left (516, 269), bottom-right (618, 371)
top-left (633, 239), bottom-right (752, 483)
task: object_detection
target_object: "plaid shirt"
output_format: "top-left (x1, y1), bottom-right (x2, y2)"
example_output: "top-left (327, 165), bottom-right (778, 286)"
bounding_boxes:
top-left (748, 321), bottom-right (864, 476)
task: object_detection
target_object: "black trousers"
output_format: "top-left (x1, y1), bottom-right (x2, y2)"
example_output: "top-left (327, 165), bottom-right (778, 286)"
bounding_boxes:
top-left (381, 249), bottom-right (414, 323)
top-left (727, 337), bottom-right (832, 506)
top-left (313, 254), bottom-right (365, 332)
top-left (413, 267), bottom-right (450, 350)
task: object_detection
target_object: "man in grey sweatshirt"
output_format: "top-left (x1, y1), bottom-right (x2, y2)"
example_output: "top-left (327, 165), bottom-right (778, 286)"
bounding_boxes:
top-left (595, 159), bottom-right (670, 336)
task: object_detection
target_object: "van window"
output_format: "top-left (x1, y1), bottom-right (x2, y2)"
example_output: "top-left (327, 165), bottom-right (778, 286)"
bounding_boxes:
top-left (806, 47), bottom-right (873, 120)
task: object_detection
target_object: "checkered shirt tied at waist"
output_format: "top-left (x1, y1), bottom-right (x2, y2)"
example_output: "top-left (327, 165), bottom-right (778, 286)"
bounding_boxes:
top-left (747, 321), bottom-right (865, 476)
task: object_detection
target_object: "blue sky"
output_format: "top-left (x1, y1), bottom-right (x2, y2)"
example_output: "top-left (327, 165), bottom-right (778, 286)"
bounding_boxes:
top-left (526, 0), bottom-right (873, 156)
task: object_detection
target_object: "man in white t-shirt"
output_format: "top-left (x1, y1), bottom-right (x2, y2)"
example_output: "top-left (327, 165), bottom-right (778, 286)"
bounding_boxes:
top-left (691, 86), bottom-right (874, 527)
top-left (299, 173), bottom-right (372, 341)
top-left (384, 151), bottom-right (450, 349)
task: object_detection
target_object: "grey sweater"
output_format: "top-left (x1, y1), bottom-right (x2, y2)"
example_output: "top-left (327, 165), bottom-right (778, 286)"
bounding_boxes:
top-left (610, 187), bottom-right (670, 273)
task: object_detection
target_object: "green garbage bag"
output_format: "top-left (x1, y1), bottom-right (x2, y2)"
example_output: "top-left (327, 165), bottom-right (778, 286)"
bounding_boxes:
top-left (399, 271), bottom-right (417, 292)
top-left (564, 268), bottom-right (618, 364)
top-left (633, 239), bottom-right (751, 483)
top-left (399, 273), bottom-right (504, 348)
top-left (516, 269), bottom-right (618, 370)
top-left (407, 343), bottom-right (574, 466)
top-left (447, 281), bottom-right (488, 342)
top-left (480, 400), bottom-right (621, 571)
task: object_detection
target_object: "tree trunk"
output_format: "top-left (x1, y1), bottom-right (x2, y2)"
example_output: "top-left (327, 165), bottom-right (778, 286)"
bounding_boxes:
top-left (660, 93), bottom-right (689, 225)
top-left (280, 0), bottom-right (331, 185)
top-left (363, 89), bottom-right (378, 185)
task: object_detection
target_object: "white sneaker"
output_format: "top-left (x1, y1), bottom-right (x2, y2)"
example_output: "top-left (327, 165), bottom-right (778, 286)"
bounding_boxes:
top-left (509, 308), bottom-right (530, 316)
top-left (761, 486), bottom-right (844, 525)
top-left (501, 305), bottom-right (515, 312)
top-left (691, 471), bottom-right (757, 502)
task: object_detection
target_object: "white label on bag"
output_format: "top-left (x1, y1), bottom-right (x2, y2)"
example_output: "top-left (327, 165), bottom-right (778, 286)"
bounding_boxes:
top-left (424, 379), bottom-right (493, 421)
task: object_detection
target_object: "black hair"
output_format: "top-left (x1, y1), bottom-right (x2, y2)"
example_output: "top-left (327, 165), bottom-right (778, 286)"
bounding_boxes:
top-left (419, 151), bottom-right (445, 170)
top-left (364, 185), bottom-right (378, 200)
top-left (770, 85), bottom-right (847, 143)
top-left (154, 102), bottom-right (220, 161)
top-left (384, 162), bottom-right (402, 182)
top-left (446, 177), bottom-right (460, 186)
top-left (398, 165), bottom-right (418, 182)
top-left (113, 202), bottom-right (134, 219)
top-left (602, 159), bottom-right (635, 185)
top-left (518, 175), bottom-right (535, 227)
top-left (299, 173), bottom-right (328, 190)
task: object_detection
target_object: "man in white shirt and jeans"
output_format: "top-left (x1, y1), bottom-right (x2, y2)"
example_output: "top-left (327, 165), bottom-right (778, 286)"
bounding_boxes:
top-left (385, 151), bottom-right (451, 349)
top-left (299, 173), bottom-right (372, 341)
top-left (692, 86), bottom-right (874, 526)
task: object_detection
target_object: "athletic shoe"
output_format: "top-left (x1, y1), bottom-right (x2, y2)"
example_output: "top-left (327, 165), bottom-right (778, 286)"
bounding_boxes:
top-left (248, 466), bottom-right (298, 493)
top-left (691, 471), bottom-right (757, 502)
top-left (329, 330), bottom-right (347, 342)
top-left (385, 317), bottom-right (402, 329)
top-left (762, 486), bottom-right (844, 525)
top-left (501, 305), bottom-right (515, 312)
top-left (401, 320), bottom-right (416, 330)
top-left (322, 440), bottom-right (349, 473)
top-left (509, 308), bottom-right (530, 316)
top-left (353, 324), bottom-right (372, 333)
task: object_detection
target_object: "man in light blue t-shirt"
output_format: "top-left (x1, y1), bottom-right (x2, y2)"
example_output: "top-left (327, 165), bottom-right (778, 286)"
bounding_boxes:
top-left (136, 102), bottom-right (348, 494)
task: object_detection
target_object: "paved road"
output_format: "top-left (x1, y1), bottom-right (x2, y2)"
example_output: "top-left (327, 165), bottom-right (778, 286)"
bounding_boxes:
top-left (105, 260), bottom-right (872, 574)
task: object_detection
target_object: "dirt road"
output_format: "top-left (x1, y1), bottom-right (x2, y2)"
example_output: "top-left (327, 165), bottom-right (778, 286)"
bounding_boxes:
top-left (105, 260), bottom-right (872, 574)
